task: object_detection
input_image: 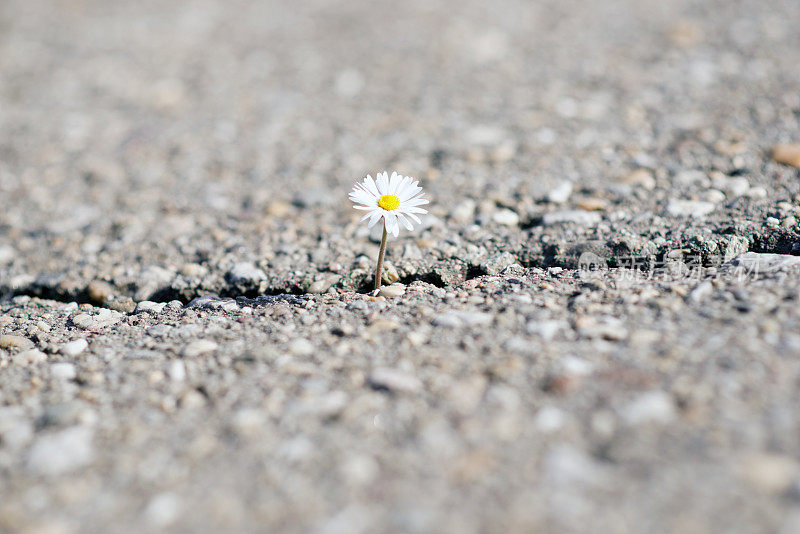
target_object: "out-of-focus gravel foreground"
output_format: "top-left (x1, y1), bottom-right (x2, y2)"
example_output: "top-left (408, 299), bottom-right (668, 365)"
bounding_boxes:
top-left (2, 0), bottom-right (800, 532)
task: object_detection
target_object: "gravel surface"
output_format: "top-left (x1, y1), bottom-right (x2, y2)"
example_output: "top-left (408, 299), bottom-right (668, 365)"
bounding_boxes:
top-left (2, 0), bottom-right (800, 532)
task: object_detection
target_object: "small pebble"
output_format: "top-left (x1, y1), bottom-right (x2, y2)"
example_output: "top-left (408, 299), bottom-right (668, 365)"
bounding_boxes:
top-left (575, 197), bottom-right (608, 211)
top-left (0, 334), bottom-right (34, 351)
top-left (622, 391), bottom-right (676, 425)
top-left (227, 262), bottom-right (267, 284)
top-left (492, 209), bottom-right (520, 226)
top-left (168, 360), bottom-right (187, 382)
top-left (746, 186), bottom-right (767, 199)
top-left (0, 245), bottom-right (15, 263)
top-left (480, 252), bottom-right (517, 276)
top-left (378, 284), bottom-right (406, 298)
top-left (535, 406), bottom-right (566, 433)
top-left (703, 189), bottom-right (726, 203)
top-left (450, 200), bottom-right (476, 222)
top-left (772, 143), bottom-right (800, 168)
top-left (61, 339), bottom-right (89, 357)
top-left (288, 338), bottom-right (314, 356)
top-left (666, 199), bottom-right (715, 218)
top-left (307, 280), bottom-right (333, 294)
top-left (72, 309), bottom-right (123, 331)
top-left (134, 301), bottom-right (167, 314)
top-left (51, 362), bottom-right (77, 381)
top-left (87, 280), bottom-right (114, 304)
top-left (179, 390), bottom-right (206, 409)
top-left (144, 492), bottom-right (184, 528)
top-left (546, 181), bottom-right (573, 204)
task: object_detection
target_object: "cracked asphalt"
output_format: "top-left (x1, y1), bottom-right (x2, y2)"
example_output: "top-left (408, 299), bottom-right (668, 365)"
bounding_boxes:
top-left (2, 0), bottom-right (800, 532)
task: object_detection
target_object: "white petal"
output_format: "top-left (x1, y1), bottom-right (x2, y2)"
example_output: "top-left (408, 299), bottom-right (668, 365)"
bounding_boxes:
top-left (367, 210), bottom-right (383, 228)
top-left (351, 190), bottom-right (376, 205)
top-left (403, 211), bottom-right (422, 224)
top-left (386, 213), bottom-right (400, 236)
top-left (395, 173), bottom-right (408, 194)
top-left (381, 211), bottom-right (394, 231)
top-left (364, 175), bottom-right (380, 197)
top-left (350, 186), bottom-right (371, 199)
top-left (395, 176), bottom-right (413, 198)
top-left (404, 198), bottom-right (429, 207)
top-left (399, 185), bottom-right (422, 202)
top-left (397, 212), bottom-right (414, 231)
top-left (376, 172), bottom-right (389, 195)
top-left (404, 206), bottom-right (428, 215)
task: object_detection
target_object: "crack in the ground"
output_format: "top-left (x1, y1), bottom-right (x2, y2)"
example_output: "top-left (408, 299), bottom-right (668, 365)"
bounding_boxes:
top-left (2, 228), bottom-right (799, 307)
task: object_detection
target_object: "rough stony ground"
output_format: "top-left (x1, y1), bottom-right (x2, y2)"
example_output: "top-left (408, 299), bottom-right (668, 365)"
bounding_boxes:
top-left (2, 0), bottom-right (800, 532)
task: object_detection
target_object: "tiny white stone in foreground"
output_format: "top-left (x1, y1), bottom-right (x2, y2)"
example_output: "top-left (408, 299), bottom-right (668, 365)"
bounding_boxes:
top-left (61, 339), bottom-right (88, 357)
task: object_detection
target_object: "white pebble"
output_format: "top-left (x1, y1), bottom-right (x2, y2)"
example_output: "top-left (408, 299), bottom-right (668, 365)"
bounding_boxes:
top-left (378, 284), bottom-right (406, 298)
top-left (559, 355), bottom-right (594, 376)
top-left (61, 339), bottom-right (88, 357)
top-left (535, 406), bottom-right (566, 433)
top-left (546, 181), bottom-right (573, 204)
top-left (51, 362), bottom-right (77, 381)
top-left (288, 338), bottom-right (314, 356)
top-left (144, 492), bottom-right (183, 528)
top-left (703, 189), bottom-right (726, 203)
top-left (231, 408), bottom-right (266, 437)
top-left (666, 199), bottom-right (715, 218)
top-left (0, 245), bottom-right (15, 263)
top-left (168, 360), bottom-right (186, 382)
top-left (746, 186), bottom-right (767, 199)
top-left (622, 391), bottom-right (676, 425)
top-left (227, 262), bottom-right (266, 284)
top-left (492, 209), bottom-right (520, 226)
top-left (134, 301), bottom-right (167, 314)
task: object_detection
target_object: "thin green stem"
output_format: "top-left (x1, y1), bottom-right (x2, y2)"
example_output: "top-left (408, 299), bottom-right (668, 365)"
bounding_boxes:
top-left (374, 223), bottom-right (388, 291)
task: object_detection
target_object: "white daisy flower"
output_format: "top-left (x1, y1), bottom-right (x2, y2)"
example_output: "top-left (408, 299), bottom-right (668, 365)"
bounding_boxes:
top-left (349, 171), bottom-right (429, 237)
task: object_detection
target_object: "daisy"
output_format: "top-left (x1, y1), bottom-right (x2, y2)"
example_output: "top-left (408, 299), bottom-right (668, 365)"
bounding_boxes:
top-left (349, 171), bottom-right (428, 237)
top-left (349, 171), bottom-right (429, 290)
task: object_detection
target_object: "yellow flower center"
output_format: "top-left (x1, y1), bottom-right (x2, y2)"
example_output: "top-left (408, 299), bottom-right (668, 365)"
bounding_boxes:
top-left (378, 194), bottom-right (400, 211)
